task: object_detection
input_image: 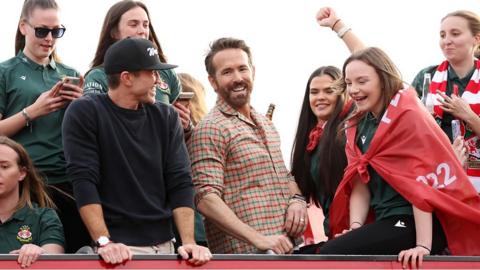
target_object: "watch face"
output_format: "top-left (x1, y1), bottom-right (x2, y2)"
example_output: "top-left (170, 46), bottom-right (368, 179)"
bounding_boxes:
top-left (97, 236), bottom-right (110, 246)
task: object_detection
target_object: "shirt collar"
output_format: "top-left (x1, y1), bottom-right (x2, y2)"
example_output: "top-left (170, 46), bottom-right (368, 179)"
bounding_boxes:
top-left (216, 97), bottom-right (238, 116)
top-left (216, 97), bottom-right (256, 126)
top-left (364, 111), bottom-right (381, 125)
top-left (3, 205), bottom-right (30, 224)
top-left (17, 51), bottom-right (57, 70)
top-left (447, 64), bottom-right (475, 81)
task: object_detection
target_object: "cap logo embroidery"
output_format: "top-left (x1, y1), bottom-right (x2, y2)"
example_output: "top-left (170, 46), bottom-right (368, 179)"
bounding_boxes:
top-left (17, 225), bottom-right (33, 243)
top-left (147, 47), bottom-right (158, 57)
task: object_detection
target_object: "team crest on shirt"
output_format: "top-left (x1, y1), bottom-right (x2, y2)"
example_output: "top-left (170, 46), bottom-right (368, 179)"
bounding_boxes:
top-left (158, 80), bottom-right (169, 90)
top-left (17, 225), bottom-right (33, 243)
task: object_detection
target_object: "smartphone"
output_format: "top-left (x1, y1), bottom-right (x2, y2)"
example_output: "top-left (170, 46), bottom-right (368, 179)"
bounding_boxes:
top-left (178, 92), bottom-right (195, 100)
top-left (62, 76), bottom-right (80, 85)
top-left (452, 119), bottom-right (461, 139)
top-left (176, 92), bottom-right (195, 107)
top-left (62, 76), bottom-right (81, 91)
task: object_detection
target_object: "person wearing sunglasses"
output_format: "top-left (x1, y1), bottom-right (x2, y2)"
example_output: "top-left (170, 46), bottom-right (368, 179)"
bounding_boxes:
top-left (23, 20), bottom-right (66, 39)
top-left (0, 0), bottom-right (89, 253)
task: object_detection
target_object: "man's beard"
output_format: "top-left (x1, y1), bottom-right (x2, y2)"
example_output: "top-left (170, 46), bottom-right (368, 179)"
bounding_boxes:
top-left (221, 81), bottom-right (252, 109)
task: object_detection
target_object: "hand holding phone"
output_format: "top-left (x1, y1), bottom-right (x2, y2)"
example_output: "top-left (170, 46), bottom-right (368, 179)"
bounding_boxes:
top-left (452, 119), bottom-right (461, 140)
top-left (62, 76), bottom-right (81, 90)
top-left (176, 92), bottom-right (195, 107)
top-left (50, 80), bottom-right (63, 97)
top-left (59, 76), bottom-right (84, 100)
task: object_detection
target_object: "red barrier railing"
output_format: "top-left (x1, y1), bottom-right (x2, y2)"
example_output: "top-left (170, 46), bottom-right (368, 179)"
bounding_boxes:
top-left (1, 254), bottom-right (480, 269)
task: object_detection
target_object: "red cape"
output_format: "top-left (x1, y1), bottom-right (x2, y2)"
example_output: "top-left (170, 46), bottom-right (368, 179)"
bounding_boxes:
top-left (329, 88), bottom-right (480, 255)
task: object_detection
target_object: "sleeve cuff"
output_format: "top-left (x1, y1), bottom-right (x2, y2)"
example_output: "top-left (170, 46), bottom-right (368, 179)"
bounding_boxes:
top-left (73, 179), bottom-right (101, 208)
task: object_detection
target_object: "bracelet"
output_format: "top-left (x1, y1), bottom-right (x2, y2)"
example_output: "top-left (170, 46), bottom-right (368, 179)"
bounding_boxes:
top-left (416, 244), bottom-right (431, 253)
top-left (288, 198), bottom-right (307, 206)
top-left (288, 199), bottom-right (308, 209)
top-left (350, 221), bottom-right (363, 228)
top-left (331, 19), bottom-right (341, 31)
top-left (337, 26), bottom-right (352, 38)
top-left (290, 194), bottom-right (306, 202)
top-left (21, 108), bottom-right (32, 126)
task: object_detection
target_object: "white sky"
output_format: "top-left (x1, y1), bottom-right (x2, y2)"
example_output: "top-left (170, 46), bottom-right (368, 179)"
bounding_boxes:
top-left (1, 0), bottom-right (479, 167)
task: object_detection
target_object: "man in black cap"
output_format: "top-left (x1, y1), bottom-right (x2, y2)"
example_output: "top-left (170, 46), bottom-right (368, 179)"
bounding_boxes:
top-left (62, 38), bottom-right (211, 265)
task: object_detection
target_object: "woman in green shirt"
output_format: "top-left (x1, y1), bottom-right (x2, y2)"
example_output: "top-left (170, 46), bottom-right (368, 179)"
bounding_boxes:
top-left (291, 66), bottom-right (347, 239)
top-left (0, 136), bottom-right (64, 268)
top-left (0, 0), bottom-right (89, 253)
top-left (320, 47), bottom-right (448, 269)
top-left (411, 10), bottom-right (480, 192)
top-left (84, 0), bottom-right (192, 132)
top-left (291, 7), bottom-right (363, 250)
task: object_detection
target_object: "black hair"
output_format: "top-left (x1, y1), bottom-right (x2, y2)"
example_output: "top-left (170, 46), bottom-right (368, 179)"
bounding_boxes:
top-left (291, 66), bottom-right (348, 206)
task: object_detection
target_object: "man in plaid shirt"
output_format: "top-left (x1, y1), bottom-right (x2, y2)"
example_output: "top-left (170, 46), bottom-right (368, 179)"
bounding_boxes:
top-left (188, 37), bottom-right (308, 254)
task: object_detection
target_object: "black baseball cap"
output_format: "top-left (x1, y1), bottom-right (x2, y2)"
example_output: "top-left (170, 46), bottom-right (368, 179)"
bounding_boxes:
top-left (104, 38), bottom-right (177, 75)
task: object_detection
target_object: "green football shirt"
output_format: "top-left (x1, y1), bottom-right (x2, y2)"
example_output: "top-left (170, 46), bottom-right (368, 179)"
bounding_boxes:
top-left (0, 52), bottom-right (79, 184)
top-left (412, 65), bottom-right (476, 141)
top-left (356, 113), bottom-right (413, 220)
top-left (0, 205), bottom-right (64, 253)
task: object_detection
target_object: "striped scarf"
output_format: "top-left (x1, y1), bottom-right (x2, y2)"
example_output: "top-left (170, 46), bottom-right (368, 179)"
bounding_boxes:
top-left (430, 60), bottom-right (480, 176)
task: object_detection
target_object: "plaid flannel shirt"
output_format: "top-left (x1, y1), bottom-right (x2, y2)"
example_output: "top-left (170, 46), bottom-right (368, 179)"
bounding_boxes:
top-left (188, 97), bottom-right (292, 253)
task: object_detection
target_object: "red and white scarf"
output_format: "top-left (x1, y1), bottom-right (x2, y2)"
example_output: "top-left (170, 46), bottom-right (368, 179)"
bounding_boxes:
top-left (429, 60), bottom-right (480, 176)
top-left (306, 101), bottom-right (353, 152)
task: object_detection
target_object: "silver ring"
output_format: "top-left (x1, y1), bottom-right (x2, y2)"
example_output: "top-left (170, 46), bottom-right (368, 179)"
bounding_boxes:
top-left (300, 218), bottom-right (305, 222)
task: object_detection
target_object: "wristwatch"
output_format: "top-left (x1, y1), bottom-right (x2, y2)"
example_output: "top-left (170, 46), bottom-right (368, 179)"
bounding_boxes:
top-left (184, 120), bottom-right (194, 132)
top-left (95, 236), bottom-right (111, 247)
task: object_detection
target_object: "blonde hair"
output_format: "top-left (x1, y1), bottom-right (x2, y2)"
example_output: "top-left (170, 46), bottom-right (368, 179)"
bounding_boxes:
top-left (0, 136), bottom-right (54, 210)
top-left (443, 10), bottom-right (480, 58)
top-left (178, 73), bottom-right (208, 125)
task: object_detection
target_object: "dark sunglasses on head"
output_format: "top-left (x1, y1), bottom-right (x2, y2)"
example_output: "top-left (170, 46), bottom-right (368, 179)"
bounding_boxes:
top-left (25, 21), bottom-right (66, 38)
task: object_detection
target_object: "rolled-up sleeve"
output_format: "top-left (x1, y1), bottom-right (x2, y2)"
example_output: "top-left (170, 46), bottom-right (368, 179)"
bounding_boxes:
top-left (188, 120), bottom-right (226, 205)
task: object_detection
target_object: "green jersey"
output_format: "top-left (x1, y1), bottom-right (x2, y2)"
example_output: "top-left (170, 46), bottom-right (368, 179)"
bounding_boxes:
top-left (0, 205), bottom-right (64, 253)
top-left (310, 145), bottom-right (332, 236)
top-left (0, 52), bottom-right (79, 184)
top-left (412, 65), bottom-right (476, 141)
top-left (356, 112), bottom-right (413, 220)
